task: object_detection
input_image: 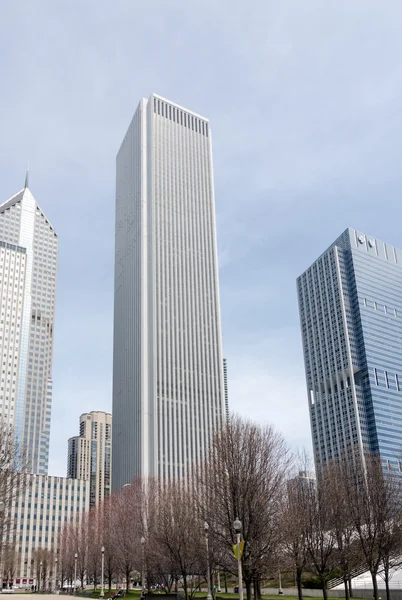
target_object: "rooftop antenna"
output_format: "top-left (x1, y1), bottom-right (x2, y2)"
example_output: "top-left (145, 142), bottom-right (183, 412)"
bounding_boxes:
top-left (24, 162), bottom-right (30, 189)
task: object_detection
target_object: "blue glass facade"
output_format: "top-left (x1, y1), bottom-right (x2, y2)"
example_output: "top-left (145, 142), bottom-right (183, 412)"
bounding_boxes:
top-left (297, 228), bottom-right (402, 471)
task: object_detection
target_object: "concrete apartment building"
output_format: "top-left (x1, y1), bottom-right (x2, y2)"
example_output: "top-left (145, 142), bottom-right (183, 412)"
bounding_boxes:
top-left (6, 474), bottom-right (88, 587)
top-left (67, 411), bottom-right (112, 507)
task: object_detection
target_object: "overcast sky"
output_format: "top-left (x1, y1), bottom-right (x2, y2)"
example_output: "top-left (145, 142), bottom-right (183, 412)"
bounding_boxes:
top-left (2, 1), bottom-right (402, 476)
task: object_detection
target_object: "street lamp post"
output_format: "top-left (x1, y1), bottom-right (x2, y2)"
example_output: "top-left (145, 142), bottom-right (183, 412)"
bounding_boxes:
top-left (0, 501), bottom-right (4, 591)
top-left (233, 519), bottom-right (243, 600)
top-left (100, 547), bottom-right (105, 598)
top-left (203, 522), bottom-right (213, 600)
top-left (140, 537), bottom-right (146, 599)
top-left (54, 557), bottom-right (58, 592)
top-left (74, 553), bottom-right (78, 593)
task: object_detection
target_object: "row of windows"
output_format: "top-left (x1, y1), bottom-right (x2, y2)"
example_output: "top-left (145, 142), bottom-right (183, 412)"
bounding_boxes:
top-left (153, 97), bottom-right (209, 137)
top-left (15, 506), bottom-right (82, 519)
top-left (373, 368), bottom-right (400, 391)
top-left (364, 298), bottom-right (398, 317)
top-left (0, 242), bottom-right (26, 253)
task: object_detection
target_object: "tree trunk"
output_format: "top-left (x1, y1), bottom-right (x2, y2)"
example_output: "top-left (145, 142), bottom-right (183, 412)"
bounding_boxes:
top-left (183, 575), bottom-right (188, 600)
top-left (108, 573), bottom-right (112, 592)
top-left (371, 571), bottom-right (379, 600)
top-left (255, 576), bottom-right (261, 600)
top-left (126, 566), bottom-right (130, 592)
top-left (253, 577), bottom-right (258, 600)
top-left (224, 572), bottom-right (228, 594)
top-left (322, 583), bottom-right (328, 600)
top-left (385, 570), bottom-right (390, 600)
top-left (348, 578), bottom-right (353, 598)
top-left (296, 568), bottom-right (303, 600)
top-left (343, 576), bottom-right (349, 600)
top-left (245, 578), bottom-right (252, 600)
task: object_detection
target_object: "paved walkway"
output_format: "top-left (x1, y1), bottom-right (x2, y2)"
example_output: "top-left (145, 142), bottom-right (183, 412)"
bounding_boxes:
top-left (5, 596), bottom-right (57, 599)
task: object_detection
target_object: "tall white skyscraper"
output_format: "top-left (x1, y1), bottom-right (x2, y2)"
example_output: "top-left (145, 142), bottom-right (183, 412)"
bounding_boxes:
top-left (112, 93), bottom-right (225, 489)
top-left (0, 177), bottom-right (58, 474)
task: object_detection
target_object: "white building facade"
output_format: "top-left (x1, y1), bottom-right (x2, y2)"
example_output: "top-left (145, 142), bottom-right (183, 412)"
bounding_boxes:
top-left (0, 181), bottom-right (58, 474)
top-left (112, 94), bottom-right (226, 489)
top-left (67, 411), bottom-right (112, 507)
top-left (5, 474), bottom-right (88, 587)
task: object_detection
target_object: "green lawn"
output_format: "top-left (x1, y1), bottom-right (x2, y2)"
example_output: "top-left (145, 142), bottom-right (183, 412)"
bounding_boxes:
top-left (76, 592), bottom-right (365, 600)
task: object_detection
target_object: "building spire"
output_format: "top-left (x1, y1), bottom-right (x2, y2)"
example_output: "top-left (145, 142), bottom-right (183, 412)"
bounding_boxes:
top-left (24, 163), bottom-right (29, 189)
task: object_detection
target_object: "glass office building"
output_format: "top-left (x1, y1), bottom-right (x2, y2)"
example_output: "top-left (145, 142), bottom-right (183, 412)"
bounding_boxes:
top-left (297, 228), bottom-right (402, 471)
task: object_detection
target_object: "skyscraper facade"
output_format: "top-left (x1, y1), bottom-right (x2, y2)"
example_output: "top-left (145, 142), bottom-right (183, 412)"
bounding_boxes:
top-left (223, 358), bottom-right (229, 423)
top-left (0, 180), bottom-right (58, 474)
top-left (112, 93), bottom-right (225, 489)
top-left (9, 474), bottom-right (88, 586)
top-left (67, 411), bottom-right (112, 506)
top-left (297, 228), bottom-right (402, 472)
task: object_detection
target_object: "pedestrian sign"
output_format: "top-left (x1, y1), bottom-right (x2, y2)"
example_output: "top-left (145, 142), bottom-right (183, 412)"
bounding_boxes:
top-left (232, 541), bottom-right (244, 560)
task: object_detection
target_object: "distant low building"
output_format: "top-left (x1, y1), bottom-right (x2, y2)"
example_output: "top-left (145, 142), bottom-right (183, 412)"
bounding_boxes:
top-left (287, 470), bottom-right (316, 495)
top-left (5, 474), bottom-right (88, 588)
top-left (67, 411), bottom-right (112, 507)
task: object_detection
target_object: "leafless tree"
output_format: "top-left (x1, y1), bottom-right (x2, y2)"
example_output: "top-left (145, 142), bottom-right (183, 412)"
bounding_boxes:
top-left (74, 512), bottom-right (89, 588)
top-left (146, 483), bottom-right (180, 593)
top-left (322, 460), bottom-right (363, 600)
top-left (101, 496), bottom-right (118, 591)
top-left (378, 517), bottom-right (402, 600)
top-left (200, 415), bottom-right (292, 600)
top-left (59, 525), bottom-right (74, 589)
top-left (87, 506), bottom-right (102, 589)
top-left (345, 453), bottom-right (402, 600)
top-left (2, 544), bottom-right (18, 589)
top-left (148, 481), bottom-right (204, 600)
top-left (0, 424), bottom-right (29, 552)
top-left (280, 465), bottom-right (311, 600)
top-left (32, 549), bottom-right (53, 591)
top-left (304, 468), bottom-right (338, 600)
top-left (112, 481), bottom-right (142, 591)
